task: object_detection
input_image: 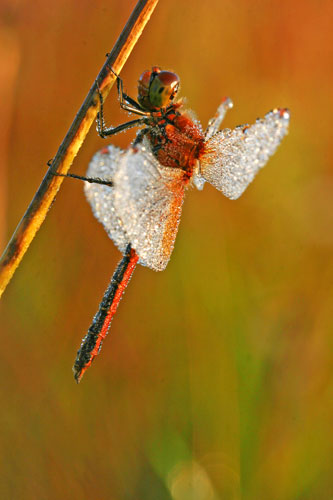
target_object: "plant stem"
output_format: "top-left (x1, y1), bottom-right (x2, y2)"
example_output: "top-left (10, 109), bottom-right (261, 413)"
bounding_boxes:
top-left (0, 0), bottom-right (159, 298)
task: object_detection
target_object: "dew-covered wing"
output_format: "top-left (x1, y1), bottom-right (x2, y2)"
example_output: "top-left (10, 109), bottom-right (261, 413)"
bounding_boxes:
top-left (200, 108), bottom-right (290, 200)
top-left (84, 145), bottom-right (130, 254)
top-left (84, 143), bottom-right (186, 271)
top-left (113, 143), bottom-right (186, 271)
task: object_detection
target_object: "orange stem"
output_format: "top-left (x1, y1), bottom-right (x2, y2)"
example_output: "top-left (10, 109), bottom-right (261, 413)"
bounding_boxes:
top-left (0, 0), bottom-right (159, 298)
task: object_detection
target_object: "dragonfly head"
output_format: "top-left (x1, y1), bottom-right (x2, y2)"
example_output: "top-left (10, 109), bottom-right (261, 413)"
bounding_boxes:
top-left (138, 67), bottom-right (180, 111)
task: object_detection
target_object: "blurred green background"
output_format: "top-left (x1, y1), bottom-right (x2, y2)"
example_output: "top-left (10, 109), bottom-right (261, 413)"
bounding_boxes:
top-left (0, 0), bottom-right (332, 498)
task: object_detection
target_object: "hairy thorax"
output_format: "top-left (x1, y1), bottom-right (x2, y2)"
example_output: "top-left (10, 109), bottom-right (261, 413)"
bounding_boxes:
top-left (146, 104), bottom-right (205, 175)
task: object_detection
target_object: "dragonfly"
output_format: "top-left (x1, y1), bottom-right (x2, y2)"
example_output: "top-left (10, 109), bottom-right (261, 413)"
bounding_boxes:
top-left (70, 66), bottom-right (290, 382)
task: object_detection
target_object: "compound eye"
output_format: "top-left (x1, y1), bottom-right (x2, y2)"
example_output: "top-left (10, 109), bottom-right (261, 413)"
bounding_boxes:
top-left (149, 71), bottom-right (180, 109)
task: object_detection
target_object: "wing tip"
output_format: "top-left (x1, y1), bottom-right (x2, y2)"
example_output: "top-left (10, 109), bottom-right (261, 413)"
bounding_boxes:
top-left (268, 107), bottom-right (291, 123)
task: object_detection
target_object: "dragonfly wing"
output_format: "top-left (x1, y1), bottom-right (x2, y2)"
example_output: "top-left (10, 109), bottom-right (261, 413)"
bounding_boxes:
top-left (84, 145), bottom-right (130, 255)
top-left (200, 108), bottom-right (290, 199)
top-left (113, 143), bottom-right (186, 271)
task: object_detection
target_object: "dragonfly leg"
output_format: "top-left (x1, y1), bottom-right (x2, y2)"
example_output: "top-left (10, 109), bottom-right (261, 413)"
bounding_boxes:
top-left (96, 77), bottom-right (149, 138)
top-left (205, 97), bottom-right (234, 140)
top-left (133, 127), bottom-right (150, 146)
top-left (115, 73), bottom-right (149, 115)
top-left (95, 82), bottom-right (148, 138)
top-left (97, 117), bottom-right (148, 138)
top-left (53, 172), bottom-right (113, 187)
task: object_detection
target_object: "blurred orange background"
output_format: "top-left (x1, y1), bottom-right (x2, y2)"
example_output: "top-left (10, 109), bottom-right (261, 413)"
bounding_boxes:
top-left (0, 0), bottom-right (332, 498)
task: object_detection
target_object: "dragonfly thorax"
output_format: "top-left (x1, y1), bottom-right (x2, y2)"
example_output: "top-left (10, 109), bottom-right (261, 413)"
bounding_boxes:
top-left (146, 106), bottom-right (205, 172)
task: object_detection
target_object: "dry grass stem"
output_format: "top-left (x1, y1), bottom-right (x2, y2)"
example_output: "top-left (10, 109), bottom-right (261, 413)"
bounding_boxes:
top-left (0, 0), bottom-right (159, 298)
